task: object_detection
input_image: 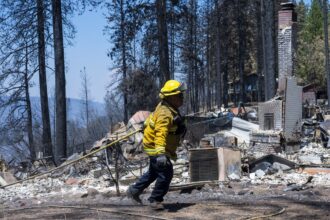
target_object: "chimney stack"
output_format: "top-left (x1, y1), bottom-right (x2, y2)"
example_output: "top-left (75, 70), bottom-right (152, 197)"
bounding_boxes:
top-left (258, 2), bottom-right (302, 148)
top-left (278, 2), bottom-right (297, 85)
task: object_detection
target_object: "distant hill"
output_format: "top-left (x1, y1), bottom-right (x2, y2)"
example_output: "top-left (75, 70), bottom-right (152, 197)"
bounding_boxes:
top-left (66, 98), bottom-right (106, 123)
top-left (0, 97), bottom-right (107, 164)
top-left (0, 96), bottom-right (106, 125)
top-left (29, 97), bottom-right (106, 125)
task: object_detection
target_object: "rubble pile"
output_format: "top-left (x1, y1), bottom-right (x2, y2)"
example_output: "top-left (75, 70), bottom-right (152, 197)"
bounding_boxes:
top-left (249, 130), bottom-right (282, 156)
top-left (189, 104), bottom-right (330, 189)
top-left (245, 168), bottom-right (330, 187)
top-left (2, 105), bottom-right (330, 206)
top-left (1, 156), bottom-right (143, 202)
top-left (0, 156), bottom-right (190, 204)
top-left (294, 142), bottom-right (330, 164)
top-left (1, 171), bottom-right (108, 203)
top-left (196, 131), bottom-right (330, 187)
top-left (244, 133), bottom-right (330, 187)
top-left (0, 139), bottom-right (190, 205)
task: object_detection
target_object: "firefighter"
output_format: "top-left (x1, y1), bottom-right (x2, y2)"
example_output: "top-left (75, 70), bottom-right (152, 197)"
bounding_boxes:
top-left (127, 79), bottom-right (186, 210)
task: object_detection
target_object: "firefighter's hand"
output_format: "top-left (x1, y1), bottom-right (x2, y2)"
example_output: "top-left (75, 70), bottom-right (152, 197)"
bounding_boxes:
top-left (176, 123), bottom-right (187, 135)
top-left (156, 155), bottom-right (168, 167)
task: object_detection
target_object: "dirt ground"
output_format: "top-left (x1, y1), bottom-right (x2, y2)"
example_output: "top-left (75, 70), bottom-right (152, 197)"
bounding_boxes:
top-left (1, 182), bottom-right (330, 220)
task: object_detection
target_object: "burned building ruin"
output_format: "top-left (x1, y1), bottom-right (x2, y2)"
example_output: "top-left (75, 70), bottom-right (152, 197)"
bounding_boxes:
top-left (257, 3), bottom-right (302, 147)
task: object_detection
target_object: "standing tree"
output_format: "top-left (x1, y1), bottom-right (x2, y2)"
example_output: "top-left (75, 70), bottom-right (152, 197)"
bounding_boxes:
top-left (322, 0), bottom-right (330, 107)
top-left (261, 0), bottom-right (276, 100)
top-left (256, 0), bottom-right (264, 102)
top-left (203, 0), bottom-right (212, 110)
top-left (80, 67), bottom-right (90, 132)
top-left (181, 0), bottom-right (200, 112)
top-left (52, 0), bottom-right (67, 165)
top-left (215, 0), bottom-right (223, 109)
top-left (237, 0), bottom-right (246, 103)
top-left (105, 0), bottom-right (145, 121)
top-left (0, 0), bottom-right (39, 161)
top-left (119, 0), bottom-right (129, 123)
top-left (37, 0), bottom-right (53, 161)
top-left (0, 40), bottom-right (37, 161)
top-left (296, 0), bottom-right (325, 88)
top-left (0, 0), bottom-right (101, 163)
top-left (121, 70), bottom-right (158, 114)
top-left (23, 42), bottom-right (35, 161)
top-left (156, 0), bottom-right (170, 85)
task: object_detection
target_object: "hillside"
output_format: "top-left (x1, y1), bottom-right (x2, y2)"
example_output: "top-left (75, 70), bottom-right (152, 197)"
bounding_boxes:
top-left (31, 97), bottom-right (106, 124)
top-left (0, 97), bottom-right (107, 163)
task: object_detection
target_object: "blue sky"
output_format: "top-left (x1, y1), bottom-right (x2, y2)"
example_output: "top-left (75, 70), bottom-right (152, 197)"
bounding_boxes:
top-left (301, 0), bottom-right (311, 5)
top-left (65, 10), bottom-right (111, 103)
top-left (31, 9), bottom-right (111, 103)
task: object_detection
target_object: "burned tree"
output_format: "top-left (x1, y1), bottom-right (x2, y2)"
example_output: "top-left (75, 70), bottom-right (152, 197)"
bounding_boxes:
top-left (52, 0), bottom-right (67, 165)
top-left (37, 0), bottom-right (53, 161)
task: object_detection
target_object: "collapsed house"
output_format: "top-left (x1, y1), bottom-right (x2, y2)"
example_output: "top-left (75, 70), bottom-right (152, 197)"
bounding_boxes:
top-left (178, 2), bottom-right (330, 185)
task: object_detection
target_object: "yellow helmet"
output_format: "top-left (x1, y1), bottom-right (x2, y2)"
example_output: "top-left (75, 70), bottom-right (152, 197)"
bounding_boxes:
top-left (159, 80), bottom-right (186, 99)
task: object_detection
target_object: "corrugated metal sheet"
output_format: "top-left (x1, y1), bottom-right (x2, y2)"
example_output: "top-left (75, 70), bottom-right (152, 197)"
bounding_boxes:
top-left (223, 117), bottom-right (259, 144)
top-left (284, 77), bottom-right (302, 142)
top-left (258, 100), bottom-right (283, 131)
top-left (186, 115), bottom-right (232, 144)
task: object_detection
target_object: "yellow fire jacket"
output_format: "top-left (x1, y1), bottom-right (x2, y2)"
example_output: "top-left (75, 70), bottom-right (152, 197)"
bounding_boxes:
top-left (143, 101), bottom-right (183, 160)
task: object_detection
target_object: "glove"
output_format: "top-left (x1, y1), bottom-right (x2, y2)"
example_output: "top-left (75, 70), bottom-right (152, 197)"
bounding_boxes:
top-left (173, 115), bottom-right (186, 136)
top-left (176, 123), bottom-right (187, 136)
top-left (156, 155), bottom-right (168, 167)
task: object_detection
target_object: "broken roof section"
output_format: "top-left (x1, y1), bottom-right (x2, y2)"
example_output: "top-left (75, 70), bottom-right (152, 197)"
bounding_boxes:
top-left (224, 117), bottom-right (259, 145)
top-left (185, 110), bottom-right (234, 144)
top-left (249, 154), bottom-right (296, 173)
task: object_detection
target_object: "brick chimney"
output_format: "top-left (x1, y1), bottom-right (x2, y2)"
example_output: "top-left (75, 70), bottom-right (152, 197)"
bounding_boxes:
top-left (258, 2), bottom-right (302, 144)
top-left (278, 2), bottom-right (297, 84)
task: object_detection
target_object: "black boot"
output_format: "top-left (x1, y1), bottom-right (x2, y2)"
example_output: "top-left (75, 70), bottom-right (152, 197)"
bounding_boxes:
top-left (126, 185), bottom-right (142, 204)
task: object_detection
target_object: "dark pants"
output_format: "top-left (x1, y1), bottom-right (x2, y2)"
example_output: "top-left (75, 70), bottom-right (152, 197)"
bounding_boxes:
top-left (130, 156), bottom-right (173, 202)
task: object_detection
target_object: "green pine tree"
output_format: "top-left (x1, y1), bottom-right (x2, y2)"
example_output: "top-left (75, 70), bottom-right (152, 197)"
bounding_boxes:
top-left (296, 0), bottom-right (325, 89)
top-left (304, 0), bottom-right (323, 41)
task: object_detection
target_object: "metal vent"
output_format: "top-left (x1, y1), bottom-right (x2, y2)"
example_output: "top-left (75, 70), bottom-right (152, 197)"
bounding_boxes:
top-left (189, 148), bottom-right (219, 182)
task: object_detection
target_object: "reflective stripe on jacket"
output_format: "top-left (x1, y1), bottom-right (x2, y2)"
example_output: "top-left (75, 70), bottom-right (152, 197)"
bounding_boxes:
top-left (143, 101), bottom-right (181, 159)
